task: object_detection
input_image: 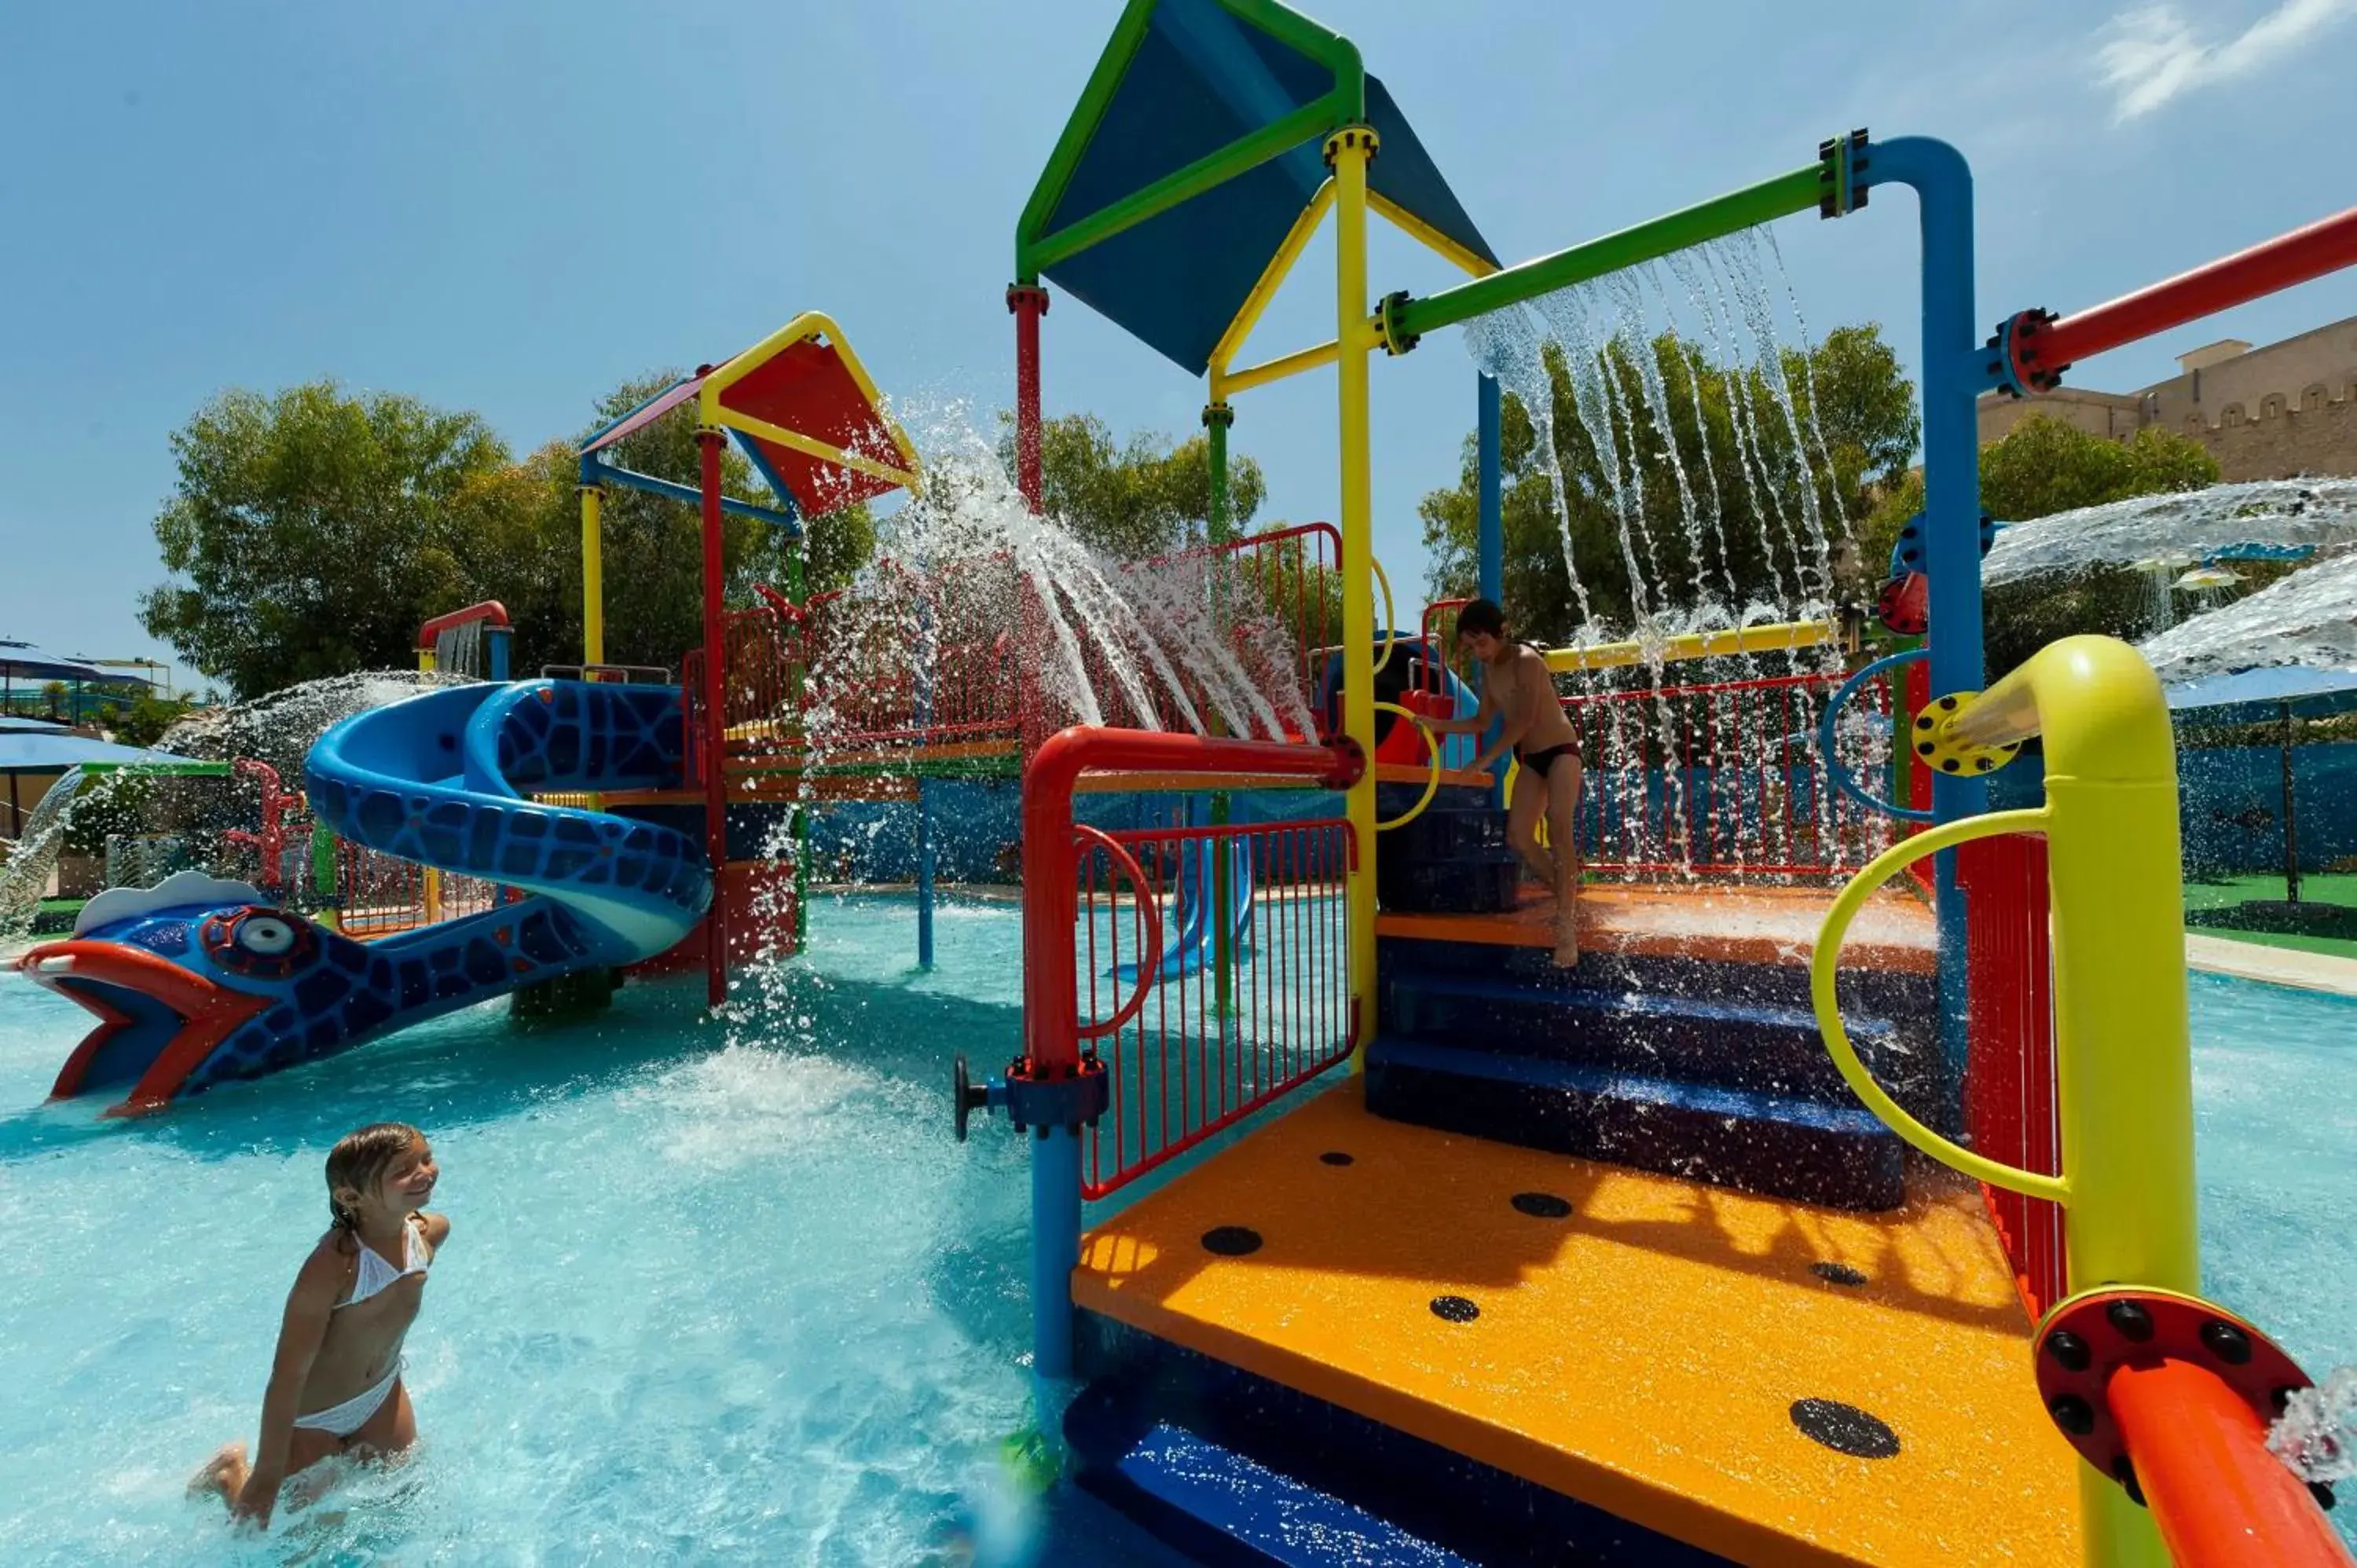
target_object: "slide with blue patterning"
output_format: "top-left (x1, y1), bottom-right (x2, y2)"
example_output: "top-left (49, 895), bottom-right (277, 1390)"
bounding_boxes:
top-left (20, 681), bottom-right (711, 1116)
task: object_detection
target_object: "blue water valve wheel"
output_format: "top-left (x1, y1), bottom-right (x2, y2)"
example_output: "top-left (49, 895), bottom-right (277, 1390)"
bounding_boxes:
top-left (1911, 692), bottom-right (2021, 779)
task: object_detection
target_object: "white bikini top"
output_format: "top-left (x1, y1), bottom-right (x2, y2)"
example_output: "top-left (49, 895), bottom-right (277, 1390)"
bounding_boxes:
top-left (337, 1214), bottom-right (431, 1310)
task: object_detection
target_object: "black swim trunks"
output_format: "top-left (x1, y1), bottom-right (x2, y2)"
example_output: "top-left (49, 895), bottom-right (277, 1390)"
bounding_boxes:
top-left (1516, 742), bottom-right (1580, 779)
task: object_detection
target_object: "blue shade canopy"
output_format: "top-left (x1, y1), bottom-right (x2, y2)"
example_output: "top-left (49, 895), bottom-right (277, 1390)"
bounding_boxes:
top-left (1026, 0), bottom-right (1494, 375)
top-left (0, 641), bottom-right (131, 684)
top-left (2166, 664), bottom-right (2357, 720)
top-left (0, 732), bottom-right (191, 771)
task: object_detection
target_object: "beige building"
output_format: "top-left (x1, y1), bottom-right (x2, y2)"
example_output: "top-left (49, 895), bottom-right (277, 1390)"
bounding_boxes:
top-left (1976, 314), bottom-right (2357, 480)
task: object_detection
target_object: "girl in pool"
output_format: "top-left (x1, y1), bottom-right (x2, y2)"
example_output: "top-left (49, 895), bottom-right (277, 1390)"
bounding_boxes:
top-left (190, 1122), bottom-right (449, 1527)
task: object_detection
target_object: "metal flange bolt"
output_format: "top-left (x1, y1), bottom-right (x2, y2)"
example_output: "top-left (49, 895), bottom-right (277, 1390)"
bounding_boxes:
top-left (1818, 127), bottom-right (1870, 218)
top-left (1911, 691), bottom-right (2020, 778)
top-left (2036, 1286), bottom-right (2330, 1511)
top-left (1985, 307), bottom-right (2066, 397)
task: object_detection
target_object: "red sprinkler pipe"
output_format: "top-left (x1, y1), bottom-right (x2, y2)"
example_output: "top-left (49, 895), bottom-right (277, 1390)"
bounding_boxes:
top-left (2108, 1358), bottom-right (2353, 1568)
top-left (1020, 727), bottom-right (1361, 1075)
top-left (2033, 205), bottom-right (2357, 376)
top-left (1008, 285), bottom-right (1048, 511)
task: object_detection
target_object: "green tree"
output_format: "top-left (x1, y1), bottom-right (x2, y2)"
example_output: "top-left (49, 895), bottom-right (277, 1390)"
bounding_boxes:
top-left (139, 383), bottom-right (509, 698)
top-left (108, 694), bottom-right (192, 748)
top-left (1002, 412), bottom-right (1269, 558)
top-left (139, 375), bottom-right (878, 694)
top-left (1982, 416), bottom-right (2219, 519)
top-left (1421, 324), bottom-right (1920, 643)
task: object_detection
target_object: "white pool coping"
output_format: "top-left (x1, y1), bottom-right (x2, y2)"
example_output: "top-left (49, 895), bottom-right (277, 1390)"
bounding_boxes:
top-left (2184, 933), bottom-right (2357, 998)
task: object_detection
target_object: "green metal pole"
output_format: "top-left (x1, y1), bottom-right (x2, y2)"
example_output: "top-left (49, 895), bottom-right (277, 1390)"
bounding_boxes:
top-left (1203, 400), bottom-right (1237, 1019)
top-left (1390, 163), bottom-right (1828, 345)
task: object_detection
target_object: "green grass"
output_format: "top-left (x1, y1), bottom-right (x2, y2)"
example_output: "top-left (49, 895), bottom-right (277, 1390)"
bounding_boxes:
top-left (2181, 870), bottom-right (2357, 961)
top-left (2181, 871), bottom-right (2357, 912)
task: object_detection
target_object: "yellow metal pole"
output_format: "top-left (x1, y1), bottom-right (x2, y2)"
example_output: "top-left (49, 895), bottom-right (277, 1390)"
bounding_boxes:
top-left (580, 484), bottom-right (606, 668)
top-left (1329, 123), bottom-right (1380, 1061)
top-left (1905, 636), bottom-right (2193, 1567)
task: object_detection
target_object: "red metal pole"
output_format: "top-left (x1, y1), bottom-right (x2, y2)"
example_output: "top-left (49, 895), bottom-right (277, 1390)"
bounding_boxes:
top-left (2107, 1358), bottom-right (2352, 1568)
top-left (698, 430), bottom-right (728, 1009)
top-left (1009, 284), bottom-right (1048, 511)
top-left (2037, 205), bottom-right (2357, 372)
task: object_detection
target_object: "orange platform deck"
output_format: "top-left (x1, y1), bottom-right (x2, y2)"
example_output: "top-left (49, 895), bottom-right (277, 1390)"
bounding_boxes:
top-left (1377, 881), bottom-right (1940, 975)
top-left (1076, 1081), bottom-right (2080, 1567)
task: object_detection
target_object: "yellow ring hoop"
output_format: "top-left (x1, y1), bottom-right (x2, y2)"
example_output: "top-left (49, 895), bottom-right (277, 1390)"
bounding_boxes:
top-left (1371, 700), bottom-right (1442, 830)
top-left (1369, 557), bottom-right (1398, 676)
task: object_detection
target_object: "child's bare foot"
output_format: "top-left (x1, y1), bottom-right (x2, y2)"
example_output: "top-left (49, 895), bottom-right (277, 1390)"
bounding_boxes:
top-left (189, 1442), bottom-right (249, 1505)
top-left (1552, 921), bottom-right (1580, 969)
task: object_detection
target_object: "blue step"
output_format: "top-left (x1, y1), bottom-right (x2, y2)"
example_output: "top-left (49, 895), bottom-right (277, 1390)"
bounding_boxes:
top-left (1065, 1329), bottom-right (1730, 1567)
top-left (1379, 934), bottom-right (1941, 1032)
top-left (1382, 971), bottom-right (1932, 1112)
top-left (1364, 1036), bottom-right (1906, 1211)
top-left (1066, 1392), bottom-right (1475, 1567)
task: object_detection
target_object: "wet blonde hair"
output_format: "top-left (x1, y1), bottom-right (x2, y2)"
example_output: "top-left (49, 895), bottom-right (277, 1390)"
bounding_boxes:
top-left (325, 1122), bottom-right (423, 1233)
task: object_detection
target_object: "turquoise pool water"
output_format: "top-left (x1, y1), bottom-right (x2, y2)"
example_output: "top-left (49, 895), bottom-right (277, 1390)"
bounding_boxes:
top-left (0, 901), bottom-right (2348, 1563)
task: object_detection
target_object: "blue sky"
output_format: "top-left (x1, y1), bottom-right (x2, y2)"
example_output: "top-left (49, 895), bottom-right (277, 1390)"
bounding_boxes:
top-left (4, 0), bottom-right (2353, 694)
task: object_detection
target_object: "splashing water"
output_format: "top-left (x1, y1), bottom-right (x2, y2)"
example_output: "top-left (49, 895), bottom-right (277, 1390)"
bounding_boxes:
top-left (1, 671), bottom-right (462, 946)
top-left (2271, 1367), bottom-right (2357, 1486)
top-left (2140, 548), bottom-right (2357, 680)
top-left (1454, 229), bottom-right (1878, 878)
top-left (1981, 478), bottom-right (2357, 588)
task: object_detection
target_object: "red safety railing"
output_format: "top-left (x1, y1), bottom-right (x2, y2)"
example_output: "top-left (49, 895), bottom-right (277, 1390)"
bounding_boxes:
top-left (1078, 816), bottom-right (1358, 1198)
top-left (1562, 669), bottom-right (1900, 878)
top-left (1959, 833), bottom-right (2066, 1321)
top-left (334, 841), bottom-right (501, 937)
top-left (1021, 726), bottom-right (1364, 1201)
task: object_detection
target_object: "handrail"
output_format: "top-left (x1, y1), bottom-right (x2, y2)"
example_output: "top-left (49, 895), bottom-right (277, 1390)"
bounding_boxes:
top-left (1022, 727), bottom-right (1363, 1076)
top-left (1069, 824), bottom-right (1164, 1040)
top-left (1809, 808), bottom-right (2065, 1200)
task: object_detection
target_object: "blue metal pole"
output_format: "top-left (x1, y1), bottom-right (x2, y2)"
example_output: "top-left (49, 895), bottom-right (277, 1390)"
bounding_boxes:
top-left (486, 627), bottom-right (512, 683)
top-left (916, 780), bottom-right (936, 970)
top-left (1863, 137), bottom-right (1986, 1119)
top-left (1032, 1127), bottom-right (1083, 1378)
top-left (1476, 372), bottom-right (1503, 604)
top-left (1477, 372), bottom-right (1508, 804)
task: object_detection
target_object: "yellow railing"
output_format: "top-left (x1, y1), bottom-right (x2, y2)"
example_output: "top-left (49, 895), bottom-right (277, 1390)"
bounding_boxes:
top-left (1809, 635), bottom-right (2194, 1567)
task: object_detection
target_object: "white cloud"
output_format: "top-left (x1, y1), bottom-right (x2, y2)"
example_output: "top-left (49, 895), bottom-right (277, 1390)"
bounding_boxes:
top-left (2096, 0), bottom-right (2357, 121)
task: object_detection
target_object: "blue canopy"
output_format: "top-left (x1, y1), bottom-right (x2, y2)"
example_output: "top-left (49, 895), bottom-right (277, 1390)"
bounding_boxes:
top-left (1021, 0), bottom-right (1495, 375)
top-left (0, 731), bottom-right (192, 772)
top-left (2167, 665), bottom-right (2357, 722)
top-left (0, 640), bottom-right (119, 685)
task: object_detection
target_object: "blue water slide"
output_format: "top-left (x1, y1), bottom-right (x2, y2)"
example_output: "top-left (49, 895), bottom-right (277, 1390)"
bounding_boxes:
top-left (26, 680), bottom-right (712, 1115)
top-left (1112, 837), bottom-right (1252, 984)
top-left (308, 680), bottom-right (709, 964)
